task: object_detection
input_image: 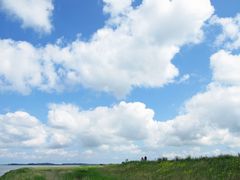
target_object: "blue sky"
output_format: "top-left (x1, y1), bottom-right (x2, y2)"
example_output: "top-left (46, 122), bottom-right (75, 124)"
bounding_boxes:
top-left (0, 0), bottom-right (240, 163)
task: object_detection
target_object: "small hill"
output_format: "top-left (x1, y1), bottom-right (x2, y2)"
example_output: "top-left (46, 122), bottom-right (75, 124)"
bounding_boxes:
top-left (1, 155), bottom-right (240, 180)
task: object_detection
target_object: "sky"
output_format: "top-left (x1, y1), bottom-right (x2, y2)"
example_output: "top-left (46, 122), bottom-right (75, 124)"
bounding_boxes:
top-left (0, 0), bottom-right (240, 164)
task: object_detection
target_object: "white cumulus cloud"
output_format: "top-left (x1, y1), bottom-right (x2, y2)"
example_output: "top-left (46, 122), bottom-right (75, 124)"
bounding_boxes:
top-left (0, 39), bottom-right (60, 94)
top-left (4, 0), bottom-right (240, 162)
top-left (2, 49), bottom-right (240, 160)
top-left (211, 14), bottom-right (240, 50)
top-left (0, 0), bottom-right (214, 97)
top-left (0, 111), bottom-right (47, 148)
top-left (0, 0), bottom-right (53, 33)
top-left (47, 101), bottom-right (155, 149)
top-left (211, 50), bottom-right (240, 86)
top-left (1, 61), bottom-right (240, 160)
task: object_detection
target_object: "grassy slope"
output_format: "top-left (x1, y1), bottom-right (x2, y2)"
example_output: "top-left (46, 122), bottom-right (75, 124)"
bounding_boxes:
top-left (1, 156), bottom-right (240, 180)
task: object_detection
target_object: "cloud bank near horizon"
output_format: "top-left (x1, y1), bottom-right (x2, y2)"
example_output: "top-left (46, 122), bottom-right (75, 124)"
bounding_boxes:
top-left (1, 48), bottom-right (240, 161)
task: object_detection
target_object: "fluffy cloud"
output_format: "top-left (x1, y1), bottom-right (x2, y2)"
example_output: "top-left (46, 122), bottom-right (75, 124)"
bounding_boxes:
top-left (47, 102), bottom-right (155, 149)
top-left (0, 111), bottom-right (47, 148)
top-left (211, 50), bottom-right (240, 85)
top-left (2, 49), bottom-right (240, 161)
top-left (43, 50), bottom-right (240, 151)
top-left (4, 0), bottom-right (240, 162)
top-left (2, 83), bottom-right (240, 160)
top-left (1, 85), bottom-right (240, 161)
top-left (0, 102), bottom-right (153, 160)
top-left (211, 14), bottom-right (240, 50)
top-left (0, 0), bottom-right (214, 97)
top-left (0, 39), bottom-right (60, 94)
top-left (0, 0), bottom-right (53, 33)
top-left (149, 84), bottom-right (240, 148)
top-left (103, 0), bottom-right (133, 16)
top-left (148, 50), bottom-right (240, 148)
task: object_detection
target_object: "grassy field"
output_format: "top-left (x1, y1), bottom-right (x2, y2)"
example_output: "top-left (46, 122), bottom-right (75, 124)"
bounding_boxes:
top-left (1, 155), bottom-right (240, 180)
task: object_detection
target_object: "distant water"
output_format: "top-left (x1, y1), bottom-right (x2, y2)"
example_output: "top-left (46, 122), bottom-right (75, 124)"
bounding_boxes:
top-left (0, 165), bottom-right (25, 176)
top-left (0, 165), bottom-right (81, 177)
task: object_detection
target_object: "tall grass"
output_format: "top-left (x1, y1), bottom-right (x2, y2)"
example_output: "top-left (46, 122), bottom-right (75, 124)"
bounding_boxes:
top-left (1, 154), bottom-right (240, 180)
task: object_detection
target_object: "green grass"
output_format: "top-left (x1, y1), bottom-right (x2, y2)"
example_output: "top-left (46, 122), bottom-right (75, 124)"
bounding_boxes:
top-left (1, 155), bottom-right (240, 180)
